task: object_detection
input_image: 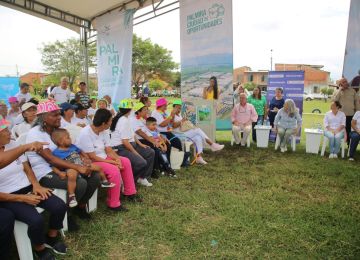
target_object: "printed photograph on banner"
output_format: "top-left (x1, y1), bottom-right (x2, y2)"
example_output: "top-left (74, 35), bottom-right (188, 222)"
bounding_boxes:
top-left (343, 0), bottom-right (360, 88)
top-left (181, 100), bottom-right (197, 125)
top-left (197, 105), bottom-right (212, 122)
top-left (180, 0), bottom-right (233, 130)
top-left (0, 77), bottom-right (20, 105)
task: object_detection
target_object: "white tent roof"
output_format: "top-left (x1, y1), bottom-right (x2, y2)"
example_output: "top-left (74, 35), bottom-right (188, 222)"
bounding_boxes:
top-left (0, 0), bottom-right (160, 32)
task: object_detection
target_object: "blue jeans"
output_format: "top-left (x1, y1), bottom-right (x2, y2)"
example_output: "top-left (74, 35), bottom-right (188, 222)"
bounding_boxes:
top-left (324, 130), bottom-right (344, 154)
top-left (349, 131), bottom-right (360, 158)
top-left (0, 208), bottom-right (14, 260)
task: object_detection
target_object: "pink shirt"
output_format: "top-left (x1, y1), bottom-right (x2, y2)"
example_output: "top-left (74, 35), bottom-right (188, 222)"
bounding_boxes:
top-left (231, 103), bottom-right (258, 125)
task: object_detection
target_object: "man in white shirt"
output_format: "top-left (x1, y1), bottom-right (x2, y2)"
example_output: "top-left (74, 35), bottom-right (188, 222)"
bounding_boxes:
top-left (71, 104), bottom-right (90, 127)
top-left (15, 83), bottom-right (32, 105)
top-left (50, 77), bottom-right (72, 104)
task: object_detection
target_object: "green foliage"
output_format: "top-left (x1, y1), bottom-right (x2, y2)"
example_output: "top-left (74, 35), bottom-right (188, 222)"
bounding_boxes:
top-left (244, 82), bottom-right (257, 91)
top-left (42, 74), bottom-right (62, 87)
top-left (39, 38), bottom-right (96, 89)
top-left (327, 88), bottom-right (334, 95)
top-left (149, 78), bottom-right (166, 91)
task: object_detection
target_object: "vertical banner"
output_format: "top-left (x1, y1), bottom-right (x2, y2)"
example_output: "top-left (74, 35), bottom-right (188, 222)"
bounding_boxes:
top-left (343, 0), bottom-right (360, 86)
top-left (95, 10), bottom-right (135, 107)
top-left (0, 77), bottom-right (19, 105)
top-left (267, 71), bottom-right (304, 142)
top-left (180, 0), bottom-right (233, 132)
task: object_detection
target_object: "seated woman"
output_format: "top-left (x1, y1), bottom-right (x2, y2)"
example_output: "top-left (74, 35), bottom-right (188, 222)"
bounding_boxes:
top-left (109, 99), bottom-right (155, 187)
top-left (268, 87), bottom-right (285, 127)
top-left (0, 117), bottom-right (67, 259)
top-left (26, 101), bottom-right (100, 228)
top-left (59, 102), bottom-right (76, 128)
top-left (130, 102), bottom-right (176, 178)
top-left (76, 108), bottom-right (140, 211)
top-left (349, 110), bottom-right (360, 161)
top-left (151, 98), bottom-right (183, 161)
top-left (323, 101), bottom-right (346, 159)
top-left (274, 99), bottom-right (302, 152)
top-left (172, 100), bottom-right (224, 165)
top-left (12, 102), bottom-right (37, 138)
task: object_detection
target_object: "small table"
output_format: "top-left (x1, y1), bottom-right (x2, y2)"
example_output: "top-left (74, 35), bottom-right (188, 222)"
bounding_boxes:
top-left (254, 125), bottom-right (272, 148)
top-left (305, 128), bottom-right (323, 154)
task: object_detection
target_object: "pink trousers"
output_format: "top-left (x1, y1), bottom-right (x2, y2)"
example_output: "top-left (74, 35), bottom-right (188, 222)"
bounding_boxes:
top-left (93, 156), bottom-right (136, 208)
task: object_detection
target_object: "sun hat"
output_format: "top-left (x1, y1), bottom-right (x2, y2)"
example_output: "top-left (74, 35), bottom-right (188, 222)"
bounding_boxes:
top-left (0, 115), bottom-right (11, 131)
top-left (37, 100), bottom-right (61, 115)
top-left (21, 102), bottom-right (37, 112)
top-left (156, 98), bottom-right (168, 108)
top-left (118, 99), bottom-right (133, 109)
top-left (133, 102), bottom-right (145, 112)
top-left (97, 99), bottom-right (108, 107)
top-left (60, 102), bottom-right (76, 112)
top-left (8, 97), bottom-right (18, 103)
top-left (173, 99), bottom-right (182, 106)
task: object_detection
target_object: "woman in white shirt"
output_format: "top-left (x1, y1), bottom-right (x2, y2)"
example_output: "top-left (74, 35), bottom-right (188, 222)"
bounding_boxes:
top-left (12, 102), bottom-right (37, 138)
top-left (76, 108), bottom-right (140, 211)
top-left (71, 104), bottom-right (90, 127)
top-left (0, 118), bottom-right (68, 258)
top-left (87, 98), bottom-right (97, 120)
top-left (349, 110), bottom-right (360, 160)
top-left (172, 100), bottom-right (224, 165)
top-left (59, 102), bottom-right (76, 128)
top-left (323, 101), bottom-right (346, 158)
top-left (110, 99), bottom-right (155, 187)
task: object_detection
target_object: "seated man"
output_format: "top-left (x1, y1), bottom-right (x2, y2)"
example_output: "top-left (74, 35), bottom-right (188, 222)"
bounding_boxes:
top-left (231, 93), bottom-right (258, 146)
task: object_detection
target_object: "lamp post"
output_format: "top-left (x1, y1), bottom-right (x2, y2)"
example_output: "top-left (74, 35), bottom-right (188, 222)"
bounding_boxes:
top-left (270, 49), bottom-right (273, 71)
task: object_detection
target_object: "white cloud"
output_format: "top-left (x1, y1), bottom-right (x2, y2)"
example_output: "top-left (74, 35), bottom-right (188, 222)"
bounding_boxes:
top-left (0, 0), bottom-right (351, 80)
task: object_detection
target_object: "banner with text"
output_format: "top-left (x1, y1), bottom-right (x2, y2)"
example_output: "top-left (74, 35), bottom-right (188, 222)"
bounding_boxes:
top-left (343, 0), bottom-right (360, 87)
top-left (180, 0), bottom-right (233, 130)
top-left (95, 10), bottom-right (135, 107)
top-left (0, 77), bottom-right (19, 105)
top-left (267, 71), bottom-right (304, 142)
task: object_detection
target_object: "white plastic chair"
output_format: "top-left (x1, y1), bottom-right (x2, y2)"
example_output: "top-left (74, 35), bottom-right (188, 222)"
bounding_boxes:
top-left (87, 189), bottom-right (98, 213)
top-left (274, 134), bottom-right (297, 152)
top-left (321, 135), bottom-right (346, 158)
top-left (230, 130), bottom-right (251, 147)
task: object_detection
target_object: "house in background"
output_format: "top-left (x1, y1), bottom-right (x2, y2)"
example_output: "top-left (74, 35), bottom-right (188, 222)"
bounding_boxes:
top-left (20, 72), bottom-right (48, 93)
top-left (233, 66), bottom-right (268, 91)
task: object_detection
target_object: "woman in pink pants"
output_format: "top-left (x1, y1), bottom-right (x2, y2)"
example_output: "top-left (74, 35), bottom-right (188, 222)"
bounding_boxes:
top-left (76, 108), bottom-right (140, 212)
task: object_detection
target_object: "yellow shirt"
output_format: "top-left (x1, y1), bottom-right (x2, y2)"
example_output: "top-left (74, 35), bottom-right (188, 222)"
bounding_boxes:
top-left (206, 90), bottom-right (214, 100)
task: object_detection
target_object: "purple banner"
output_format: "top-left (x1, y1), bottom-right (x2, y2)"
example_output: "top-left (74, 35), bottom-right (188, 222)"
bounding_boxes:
top-left (267, 71), bottom-right (304, 142)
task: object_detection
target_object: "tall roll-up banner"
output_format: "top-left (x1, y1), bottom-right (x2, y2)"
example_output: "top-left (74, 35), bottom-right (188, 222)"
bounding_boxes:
top-left (180, 0), bottom-right (233, 139)
top-left (95, 10), bottom-right (135, 107)
top-left (343, 0), bottom-right (360, 87)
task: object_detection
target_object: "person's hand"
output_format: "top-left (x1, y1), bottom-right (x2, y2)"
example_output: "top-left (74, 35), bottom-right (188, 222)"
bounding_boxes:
top-left (77, 165), bottom-right (91, 175)
top-left (21, 194), bottom-right (42, 206)
top-left (273, 107), bottom-right (279, 112)
top-left (77, 123), bottom-right (86, 128)
top-left (32, 184), bottom-right (52, 200)
top-left (170, 109), bottom-right (176, 117)
top-left (81, 157), bottom-right (92, 167)
top-left (24, 142), bottom-right (49, 153)
top-left (140, 143), bottom-right (149, 149)
top-left (160, 145), bottom-right (167, 153)
top-left (292, 128), bottom-right (298, 135)
top-left (58, 172), bottom-right (67, 180)
top-left (114, 158), bottom-right (124, 170)
top-left (274, 127), bottom-right (278, 133)
top-left (232, 121), bottom-right (240, 126)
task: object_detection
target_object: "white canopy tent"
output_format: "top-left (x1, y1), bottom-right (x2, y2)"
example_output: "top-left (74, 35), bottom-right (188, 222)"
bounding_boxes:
top-left (0, 0), bottom-right (179, 82)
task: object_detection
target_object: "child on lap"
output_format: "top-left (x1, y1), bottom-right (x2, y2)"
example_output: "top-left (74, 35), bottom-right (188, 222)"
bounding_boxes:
top-left (51, 128), bottom-right (115, 207)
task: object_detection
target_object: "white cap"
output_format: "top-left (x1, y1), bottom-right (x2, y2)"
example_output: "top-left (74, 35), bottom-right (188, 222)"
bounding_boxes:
top-left (21, 102), bottom-right (37, 112)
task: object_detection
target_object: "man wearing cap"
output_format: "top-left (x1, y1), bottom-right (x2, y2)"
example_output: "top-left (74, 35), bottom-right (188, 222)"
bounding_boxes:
top-left (15, 82), bottom-right (32, 105)
top-left (75, 82), bottom-right (90, 108)
top-left (59, 102), bottom-right (76, 128)
top-left (332, 78), bottom-right (356, 143)
top-left (11, 102), bottom-right (37, 138)
top-left (71, 104), bottom-right (90, 127)
top-left (50, 77), bottom-right (72, 104)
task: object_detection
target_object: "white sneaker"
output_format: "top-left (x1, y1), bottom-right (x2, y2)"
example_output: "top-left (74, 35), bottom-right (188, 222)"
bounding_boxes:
top-left (210, 143), bottom-right (224, 152)
top-left (329, 154), bottom-right (334, 159)
top-left (280, 147), bottom-right (286, 153)
top-left (284, 146), bottom-right (288, 152)
top-left (196, 156), bottom-right (208, 165)
top-left (333, 154), bottom-right (338, 159)
top-left (349, 157), bottom-right (354, 161)
top-left (137, 178), bottom-right (153, 187)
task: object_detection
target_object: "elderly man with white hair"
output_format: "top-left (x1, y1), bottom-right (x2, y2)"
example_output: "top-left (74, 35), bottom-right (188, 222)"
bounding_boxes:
top-left (231, 93), bottom-right (258, 146)
top-left (50, 77), bottom-right (72, 104)
top-left (274, 99), bottom-right (302, 152)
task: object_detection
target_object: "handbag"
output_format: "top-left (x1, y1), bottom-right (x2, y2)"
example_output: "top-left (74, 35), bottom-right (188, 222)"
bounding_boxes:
top-left (180, 120), bottom-right (196, 132)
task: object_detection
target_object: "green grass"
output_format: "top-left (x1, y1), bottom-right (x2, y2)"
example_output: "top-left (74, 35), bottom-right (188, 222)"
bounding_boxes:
top-left (303, 100), bottom-right (331, 114)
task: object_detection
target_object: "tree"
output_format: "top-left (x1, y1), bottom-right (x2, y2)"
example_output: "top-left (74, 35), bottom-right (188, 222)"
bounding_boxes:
top-left (39, 38), bottom-right (96, 89)
top-left (243, 82), bottom-right (257, 91)
top-left (132, 34), bottom-right (178, 94)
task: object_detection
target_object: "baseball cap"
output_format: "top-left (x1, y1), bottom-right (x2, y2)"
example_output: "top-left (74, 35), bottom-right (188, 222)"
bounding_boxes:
top-left (21, 102), bottom-right (37, 112)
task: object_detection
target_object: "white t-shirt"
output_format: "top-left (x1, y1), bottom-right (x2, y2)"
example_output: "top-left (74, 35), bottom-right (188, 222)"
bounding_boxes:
top-left (173, 114), bottom-right (182, 132)
top-left (0, 141), bottom-right (30, 193)
top-left (12, 121), bottom-right (32, 138)
top-left (88, 107), bottom-right (97, 118)
top-left (13, 114), bottom-right (24, 125)
top-left (130, 116), bottom-right (146, 140)
top-left (51, 86), bottom-right (71, 104)
top-left (76, 125), bottom-right (110, 159)
top-left (324, 110), bottom-right (346, 129)
top-left (352, 111), bottom-right (360, 130)
top-left (110, 116), bottom-right (135, 146)
top-left (15, 92), bottom-right (32, 103)
top-left (60, 117), bottom-right (72, 128)
top-left (71, 116), bottom-right (90, 126)
top-left (151, 110), bottom-right (169, 132)
top-left (26, 125), bottom-right (57, 179)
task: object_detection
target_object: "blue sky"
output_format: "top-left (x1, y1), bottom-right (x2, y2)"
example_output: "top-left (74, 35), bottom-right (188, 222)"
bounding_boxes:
top-left (0, 0), bottom-right (351, 80)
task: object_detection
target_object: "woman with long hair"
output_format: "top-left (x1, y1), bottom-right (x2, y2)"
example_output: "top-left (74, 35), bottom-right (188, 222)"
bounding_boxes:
top-left (247, 86), bottom-right (267, 142)
top-left (203, 76), bottom-right (219, 100)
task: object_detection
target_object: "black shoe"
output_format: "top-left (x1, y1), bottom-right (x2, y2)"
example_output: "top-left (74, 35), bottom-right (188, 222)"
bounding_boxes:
top-left (35, 248), bottom-right (55, 260)
top-left (166, 169), bottom-right (177, 178)
top-left (74, 207), bottom-right (91, 220)
top-left (101, 180), bottom-right (116, 188)
top-left (44, 236), bottom-right (67, 255)
top-left (123, 194), bottom-right (143, 203)
top-left (108, 205), bottom-right (129, 212)
top-left (151, 170), bottom-right (160, 179)
top-left (67, 216), bottom-right (80, 232)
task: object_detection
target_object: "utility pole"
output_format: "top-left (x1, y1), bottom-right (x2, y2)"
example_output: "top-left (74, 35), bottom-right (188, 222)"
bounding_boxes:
top-left (270, 49), bottom-right (273, 71)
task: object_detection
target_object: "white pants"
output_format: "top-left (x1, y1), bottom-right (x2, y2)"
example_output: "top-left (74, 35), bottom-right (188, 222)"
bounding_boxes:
top-left (232, 125), bottom-right (251, 145)
top-left (183, 128), bottom-right (209, 153)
